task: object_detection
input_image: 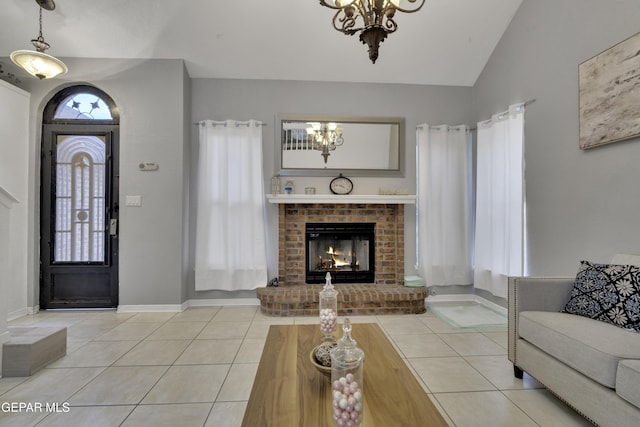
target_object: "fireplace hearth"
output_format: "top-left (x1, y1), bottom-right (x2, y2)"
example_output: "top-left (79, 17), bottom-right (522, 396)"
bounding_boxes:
top-left (306, 222), bottom-right (375, 284)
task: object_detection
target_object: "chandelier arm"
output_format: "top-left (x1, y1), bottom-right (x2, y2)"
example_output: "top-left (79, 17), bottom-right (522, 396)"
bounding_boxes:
top-left (334, 12), bottom-right (362, 35)
top-left (383, 17), bottom-right (398, 33)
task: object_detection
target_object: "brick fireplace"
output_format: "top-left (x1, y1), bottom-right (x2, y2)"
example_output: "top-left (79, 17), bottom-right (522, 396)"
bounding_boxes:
top-left (279, 203), bottom-right (405, 286)
top-left (256, 196), bottom-right (427, 316)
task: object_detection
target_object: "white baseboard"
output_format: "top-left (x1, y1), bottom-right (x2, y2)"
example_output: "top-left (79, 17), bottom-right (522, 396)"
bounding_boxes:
top-left (117, 298), bottom-right (260, 313)
top-left (187, 298), bottom-right (260, 307)
top-left (426, 294), bottom-right (507, 316)
top-left (7, 308), bottom-right (28, 322)
top-left (6, 306), bottom-right (39, 322)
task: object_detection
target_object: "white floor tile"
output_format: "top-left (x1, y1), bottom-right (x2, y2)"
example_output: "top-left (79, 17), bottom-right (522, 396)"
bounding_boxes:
top-left (435, 391), bottom-right (538, 427)
top-left (145, 321), bottom-right (207, 340)
top-left (170, 307), bottom-right (220, 322)
top-left (114, 340), bottom-right (191, 366)
top-left (217, 363), bottom-right (258, 401)
top-left (464, 355), bottom-right (544, 390)
top-left (124, 312), bottom-right (176, 323)
top-left (142, 365), bottom-right (229, 404)
top-left (213, 306), bottom-right (258, 322)
top-left (1, 367), bottom-right (105, 403)
top-left (234, 338), bottom-right (265, 363)
top-left (175, 339), bottom-right (242, 365)
top-left (68, 366), bottom-right (169, 405)
top-left (49, 340), bottom-right (138, 368)
top-left (439, 332), bottom-right (507, 356)
top-left (37, 405), bottom-right (135, 427)
top-left (94, 322), bottom-right (163, 341)
top-left (0, 303), bottom-right (596, 426)
top-left (121, 403), bottom-right (213, 427)
top-left (503, 389), bottom-right (594, 426)
top-left (196, 321), bottom-right (251, 339)
top-left (205, 401), bottom-right (248, 427)
top-left (392, 333), bottom-right (458, 358)
top-left (410, 357), bottom-right (496, 393)
top-left (378, 316), bottom-right (433, 335)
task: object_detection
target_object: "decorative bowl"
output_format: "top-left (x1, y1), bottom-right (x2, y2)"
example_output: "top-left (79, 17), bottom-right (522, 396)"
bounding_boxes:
top-left (310, 344), bottom-right (333, 377)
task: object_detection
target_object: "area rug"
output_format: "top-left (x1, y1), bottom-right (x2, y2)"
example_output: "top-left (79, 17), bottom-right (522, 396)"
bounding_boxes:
top-left (427, 302), bottom-right (507, 329)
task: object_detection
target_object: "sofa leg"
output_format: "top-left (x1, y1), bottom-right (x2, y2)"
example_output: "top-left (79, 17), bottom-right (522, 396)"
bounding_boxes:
top-left (514, 365), bottom-right (524, 379)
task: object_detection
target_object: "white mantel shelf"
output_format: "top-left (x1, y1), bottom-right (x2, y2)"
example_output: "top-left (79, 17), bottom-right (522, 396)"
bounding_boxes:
top-left (266, 194), bottom-right (416, 204)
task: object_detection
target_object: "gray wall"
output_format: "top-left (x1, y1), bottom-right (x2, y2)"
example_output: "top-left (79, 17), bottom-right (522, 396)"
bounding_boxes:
top-left (473, 0), bottom-right (640, 276)
top-left (188, 79), bottom-right (473, 300)
top-left (25, 58), bottom-right (190, 307)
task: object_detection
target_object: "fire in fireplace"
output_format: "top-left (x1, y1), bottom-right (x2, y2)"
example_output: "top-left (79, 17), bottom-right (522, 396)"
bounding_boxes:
top-left (305, 222), bottom-right (375, 284)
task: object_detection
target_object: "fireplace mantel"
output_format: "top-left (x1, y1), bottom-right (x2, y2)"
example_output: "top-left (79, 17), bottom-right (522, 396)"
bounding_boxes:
top-left (266, 194), bottom-right (416, 204)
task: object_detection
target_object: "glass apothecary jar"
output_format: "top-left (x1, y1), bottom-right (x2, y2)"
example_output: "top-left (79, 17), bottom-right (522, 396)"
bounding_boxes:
top-left (319, 272), bottom-right (338, 341)
top-left (330, 318), bottom-right (365, 426)
top-left (271, 174), bottom-right (280, 194)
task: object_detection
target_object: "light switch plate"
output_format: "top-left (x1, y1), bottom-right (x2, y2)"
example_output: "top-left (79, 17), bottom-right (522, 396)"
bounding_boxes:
top-left (125, 195), bottom-right (142, 207)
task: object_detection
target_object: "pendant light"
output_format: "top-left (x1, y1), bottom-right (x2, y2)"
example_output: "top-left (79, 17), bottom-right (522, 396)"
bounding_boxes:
top-left (10, 1), bottom-right (67, 80)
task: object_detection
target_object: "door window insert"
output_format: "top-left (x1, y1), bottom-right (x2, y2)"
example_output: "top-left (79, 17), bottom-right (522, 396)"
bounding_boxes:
top-left (55, 135), bottom-right (106, 262)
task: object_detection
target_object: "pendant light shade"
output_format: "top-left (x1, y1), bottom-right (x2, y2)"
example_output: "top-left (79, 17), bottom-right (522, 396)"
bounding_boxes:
top-left (11, 4), bottom-right (67, 80)
top-left (10, 50), bottom-right (67, 80)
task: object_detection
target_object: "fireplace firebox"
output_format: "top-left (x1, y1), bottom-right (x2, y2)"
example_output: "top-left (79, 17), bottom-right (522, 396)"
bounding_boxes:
top-left (305, 222), bottom-right (375, 284)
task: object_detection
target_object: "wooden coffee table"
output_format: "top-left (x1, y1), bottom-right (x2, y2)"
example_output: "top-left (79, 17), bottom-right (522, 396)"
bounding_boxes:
top-left (242, 323), bottom-right (448, 426)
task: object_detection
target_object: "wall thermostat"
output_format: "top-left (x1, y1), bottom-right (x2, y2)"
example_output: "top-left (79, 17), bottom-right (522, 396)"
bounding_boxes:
top-left (139, 162), bottom-right (159, 171)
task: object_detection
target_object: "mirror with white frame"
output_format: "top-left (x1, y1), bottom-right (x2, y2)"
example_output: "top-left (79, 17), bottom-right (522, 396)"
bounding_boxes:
top-left (276, 114), bottom-right (405, 177)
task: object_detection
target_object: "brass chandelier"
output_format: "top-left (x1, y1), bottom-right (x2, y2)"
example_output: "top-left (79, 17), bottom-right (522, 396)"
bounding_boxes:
top-left (319, 0), bottom-right (426, 63)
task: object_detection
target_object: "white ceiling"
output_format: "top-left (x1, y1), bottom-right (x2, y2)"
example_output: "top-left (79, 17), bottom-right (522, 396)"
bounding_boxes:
top-left (0, 0), bottom-right (522, 87)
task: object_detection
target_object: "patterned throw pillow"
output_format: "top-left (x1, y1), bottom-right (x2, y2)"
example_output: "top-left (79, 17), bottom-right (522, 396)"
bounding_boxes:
top-left (563, 260), bottom-right (640, 332)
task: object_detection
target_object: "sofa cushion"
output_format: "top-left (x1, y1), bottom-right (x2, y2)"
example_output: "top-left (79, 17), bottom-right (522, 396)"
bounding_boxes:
top-left (563, 260), bottom-right (640, 332)
top-left (617, 360), bottom-right (640, 408)
top-left (519, 311), bottom-right (640, 388)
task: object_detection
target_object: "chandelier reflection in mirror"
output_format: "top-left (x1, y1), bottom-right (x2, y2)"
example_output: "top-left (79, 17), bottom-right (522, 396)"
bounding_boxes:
top-left (306, 122), bottom-right (344, 164)
top-left (319, 0), bottom-right (425, 63)
top-left (282, 121), bottom-right (345, 164)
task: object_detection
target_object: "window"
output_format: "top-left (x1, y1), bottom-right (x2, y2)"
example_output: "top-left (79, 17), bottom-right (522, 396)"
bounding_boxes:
top-left (43, 85), bottom-right (119, 124)
top-left (54, 93), bottom-right (113, 120)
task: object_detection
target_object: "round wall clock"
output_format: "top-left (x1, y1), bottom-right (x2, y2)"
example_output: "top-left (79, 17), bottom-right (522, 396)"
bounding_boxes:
top-left (330, 174), bottom-right (353, 195)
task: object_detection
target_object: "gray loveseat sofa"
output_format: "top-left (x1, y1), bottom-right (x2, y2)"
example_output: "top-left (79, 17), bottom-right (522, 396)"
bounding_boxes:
top-left (509, 268), bottom-right (640, 426)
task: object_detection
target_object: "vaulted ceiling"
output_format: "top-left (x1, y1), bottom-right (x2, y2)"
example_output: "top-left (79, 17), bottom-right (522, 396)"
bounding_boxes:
top-left (0, 0), bottom-right (522, 86)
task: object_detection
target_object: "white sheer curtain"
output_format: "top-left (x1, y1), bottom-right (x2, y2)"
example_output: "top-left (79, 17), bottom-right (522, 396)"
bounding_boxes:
top-left (195, 120), bottom-right (268, 291)
top-left (474, 103), bottom-right (526, 298)
top-left (416, 125), bottom-right (473, 287)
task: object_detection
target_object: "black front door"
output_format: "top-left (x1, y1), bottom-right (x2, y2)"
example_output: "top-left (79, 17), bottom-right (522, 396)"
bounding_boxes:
top-left (40, 125), bottom-right (119, 309)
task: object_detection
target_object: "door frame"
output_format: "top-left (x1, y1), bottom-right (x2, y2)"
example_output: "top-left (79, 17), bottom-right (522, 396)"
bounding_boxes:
top-left (39, 85), bottom-right (120, 309)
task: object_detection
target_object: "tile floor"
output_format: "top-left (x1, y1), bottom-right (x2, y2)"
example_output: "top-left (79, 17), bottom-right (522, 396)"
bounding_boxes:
top-left (0, 305), bottom-right (593, 427)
